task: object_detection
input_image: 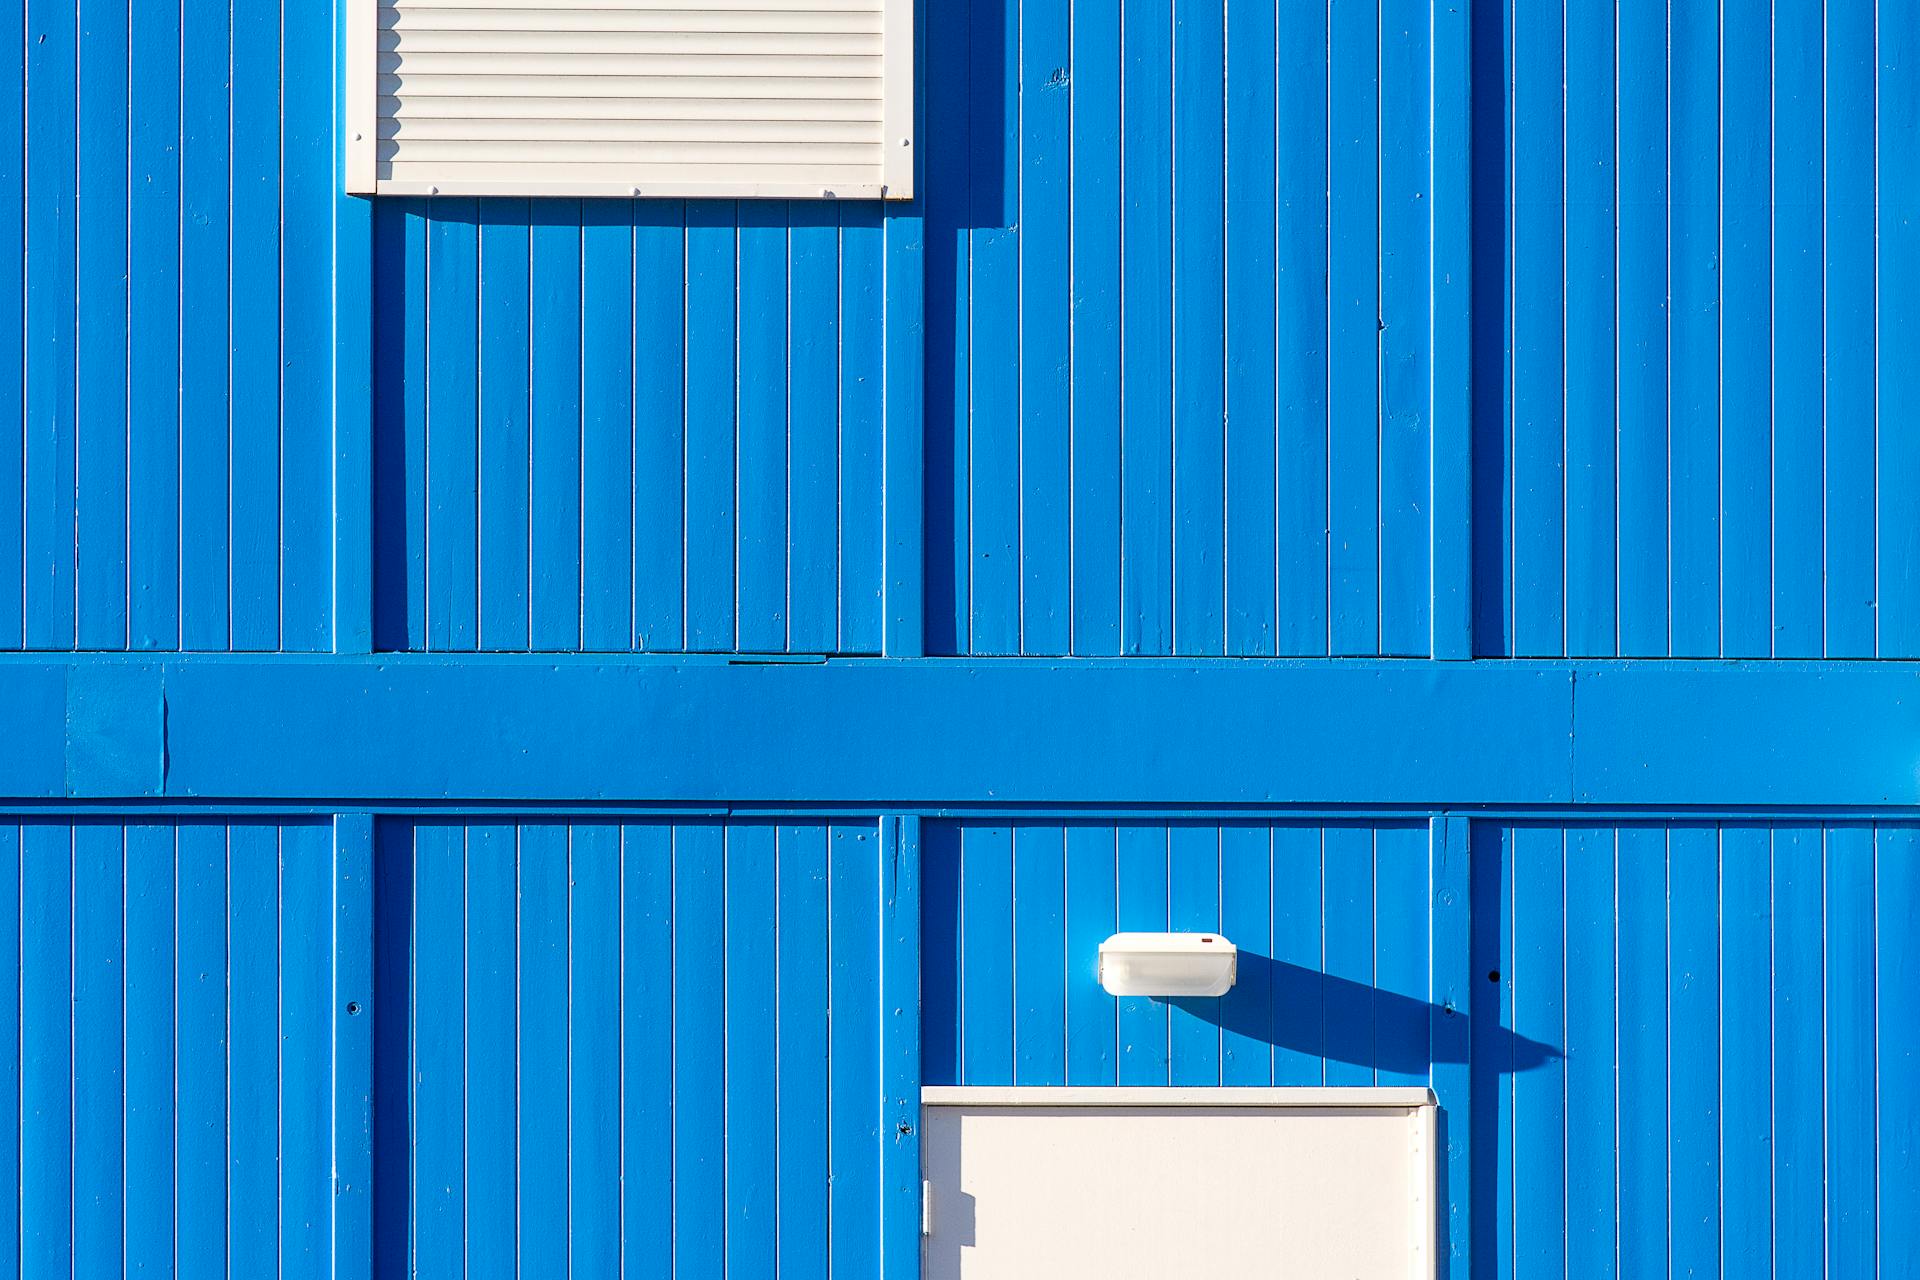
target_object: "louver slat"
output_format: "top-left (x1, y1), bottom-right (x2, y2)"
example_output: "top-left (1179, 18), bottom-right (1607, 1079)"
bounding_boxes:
top-left (377, 116), bottom-right (884, 140)
top-left (377, 93), bottom-right (880, 119)
top-left (353, 0), bottom-right (911, 197)
top-left (382, 8), bottom-right (883, 32)
top-left (377, 29), bottom-right (886, 52)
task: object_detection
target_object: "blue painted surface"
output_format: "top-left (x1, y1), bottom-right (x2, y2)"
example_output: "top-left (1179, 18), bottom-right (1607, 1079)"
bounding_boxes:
top-left (924, 819), bottom-right (1478, 1264)
top-left (5, 0), bottom-right (338, 653)
top-left (928, 820), bottom-right (1920, 1280)
top-left (371, 818), bottom-right (901, 1279)
top-left (921, 0), bottom-right (1457, 657)
top-left (925, 821), bottom-right (1446, 1089)
top-left (1475, 822), bottom-right (1920, 1280)
top-left (0, 820), bottom-right (340, 1275)
top-left (2, 0), bottom-right (1918, 1276)
top-left (1473, 0), bottom-right (1920, 658)
top-left (370, 199), bottom-right (889, 655)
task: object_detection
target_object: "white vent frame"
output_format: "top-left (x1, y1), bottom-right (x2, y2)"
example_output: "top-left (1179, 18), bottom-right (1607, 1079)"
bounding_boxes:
top-left (345, 0), bottom-right (914, 200)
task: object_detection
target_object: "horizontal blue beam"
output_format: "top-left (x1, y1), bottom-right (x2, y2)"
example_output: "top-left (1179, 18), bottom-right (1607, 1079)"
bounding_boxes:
top-left (1569, 664), bottom-right (1920, 805)
top-left (1, 657), bottom-right (1916, 808)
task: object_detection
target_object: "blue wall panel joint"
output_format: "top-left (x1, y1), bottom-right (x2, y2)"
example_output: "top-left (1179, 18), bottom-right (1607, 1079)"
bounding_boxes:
top-left (331, 0), bottom-right (375, 653)
top-left (2, 668), bottom-right (66, 796)
top-left (332, 813), bottom-right (376, 1280)
top-left (89, 658), bottom-right (1579, 806)
top-left (18, 658), bottom-right (1920, 807)
top-left (1429, 0), bottom-right (1475, 661)
top-left (881, 814), bottom-right (923, 1277)
top-left (880, 0), bottom-right (926, 659)
top-left (64, 664), bottom-right (164, 797)
top-left (883, 210), bottom-right (927, 658)
top-left (1428, 816), bottom-right (1472, 1280)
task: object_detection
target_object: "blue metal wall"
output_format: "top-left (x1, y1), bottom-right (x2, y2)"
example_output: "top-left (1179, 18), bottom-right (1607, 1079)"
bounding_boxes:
top-left (927, 819), bottom-right (1920, 1275)
top-left (924, 822), bottom-right (1436, 1088)
top-left (369, 204), bottom-right (889, 654)
top-left (8, 0), bottom-right (1920, 660)
top-left (921, 0), bottom-right (1447, 656)
top-left (2, 0), bottom-right (1919, 1277)
top-left (0, 821), bottom-right (339, 1276)
top-left (1470, 821), bottom-right (1920, 1278)
top-left (373, 819), bottom-right (902, 1277)
top-left (1474, 0), bottom-right (1920, 657)
top-left (922, 818), bottom-right (1466, 1263)
top-left (2, 1), bottom-right (339, 651)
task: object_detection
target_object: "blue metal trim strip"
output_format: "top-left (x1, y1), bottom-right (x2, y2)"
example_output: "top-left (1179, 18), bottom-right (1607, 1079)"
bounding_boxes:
top-left (883, 208), bottom-right (926, 657)
top-left (881, 0), bottom-right (927, 659)
top-left (1566, 665), bottom-right (1920, 804)
top-left (332, 814), bottom-right (375, 1280)
top-left (332, 190), bottom-right (374, 650)
top-left (63, 664), bottom-right (165, 797)
top-left (10, 657), bottom-right (1564, 803)
top-left (9, 657), bottom-right (1919, 806)
top-left (1429, 0), bottom-right (1474, 660)
top-left (7, 803), bottom-right (1920, 822)
top-left (1429, 815), bottom-right (1472, 1280)
top-left (880, 814), bottom-right (922, 1279)
top-left (331, 0), bottom-right (374, 653)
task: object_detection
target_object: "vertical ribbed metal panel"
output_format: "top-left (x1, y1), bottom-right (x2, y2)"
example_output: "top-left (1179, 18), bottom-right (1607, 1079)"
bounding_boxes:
top-left (1475, 1), bottom-right (1920, 658)
top-left (925, 818), bottom-right (1920, 1279)
top-left (922, 821), bottom-right (1438, 1086)
top-left (15, 5), bottom-right (1920, 1280)
top-left (1473, 821), bottom-right (1920, 1279)
top-left (374, 818), bottom-right (891, 1276)
top-left (920, 0), bottom-right (1438, 656)
top-left (1, 2), bottom-right (336, 652)
top-left (0, 820), bottom-right (336, 1275)
top-left (370, 200), bottom-right (886, 653)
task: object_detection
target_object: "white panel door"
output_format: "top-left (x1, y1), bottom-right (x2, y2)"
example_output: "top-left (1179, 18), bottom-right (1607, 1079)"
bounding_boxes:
top-left (922, 1087), bottom-right (1436, 1280)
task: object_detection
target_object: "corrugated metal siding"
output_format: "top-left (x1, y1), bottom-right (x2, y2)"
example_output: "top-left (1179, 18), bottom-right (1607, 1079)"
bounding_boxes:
top-left (373, 818), bottom-right (893, 1276)
top-left (1474, 821), bottom-right (1920, 1279)
top-left (1473, 0), bottom-right (1920, 657)
top-left (370, 199), bottom-right (887, 652)
top-left (0, 820), bottom-right (338, 1276)
top-left (926, 818), bottom-right (1920, 1278)
top-left (1, 1), bottom-right (337, 651)
top-left (921, 0), bottom-right (1438, 656)
top-left (12, 2), bottom-right (1920, 1278)
top-left (922, 821), bottom-right (1437, 1086)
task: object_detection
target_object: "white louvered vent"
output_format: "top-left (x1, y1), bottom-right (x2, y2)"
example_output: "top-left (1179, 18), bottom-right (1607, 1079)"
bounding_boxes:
top-left (345, 0), bottom-right (913, 198)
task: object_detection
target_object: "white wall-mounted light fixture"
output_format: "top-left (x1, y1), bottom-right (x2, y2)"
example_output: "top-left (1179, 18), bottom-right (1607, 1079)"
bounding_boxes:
top-left (1097, 933), bottom-right (1237, 998)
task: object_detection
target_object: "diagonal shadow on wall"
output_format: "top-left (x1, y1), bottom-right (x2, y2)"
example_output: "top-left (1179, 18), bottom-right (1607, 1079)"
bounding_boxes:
top-left (1170, 952), bottom-right (1561, 1074)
